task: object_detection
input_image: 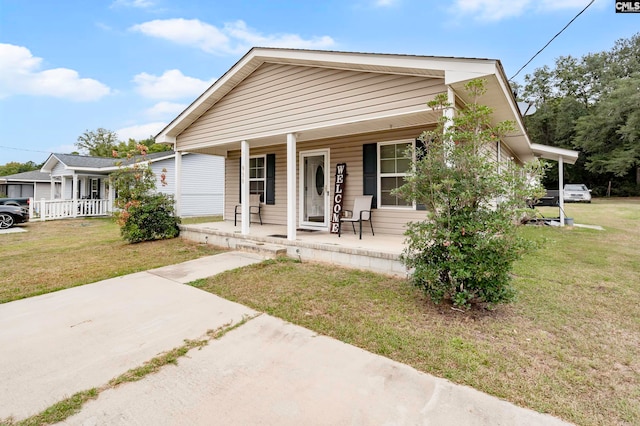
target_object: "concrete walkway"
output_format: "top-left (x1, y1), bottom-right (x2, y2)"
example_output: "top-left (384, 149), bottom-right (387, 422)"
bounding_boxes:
top-left (0, 252), bottom-right (572, 425)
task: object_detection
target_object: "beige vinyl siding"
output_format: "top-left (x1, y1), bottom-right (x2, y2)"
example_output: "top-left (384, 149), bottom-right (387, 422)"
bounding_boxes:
top-left (179, 63), bottom-right (445, 150)
top-left (225, 127), bottom-right (432, 235)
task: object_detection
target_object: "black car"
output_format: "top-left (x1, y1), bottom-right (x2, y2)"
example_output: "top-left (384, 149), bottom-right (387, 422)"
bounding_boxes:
top-left (0, 205), bottom-right (29, 229)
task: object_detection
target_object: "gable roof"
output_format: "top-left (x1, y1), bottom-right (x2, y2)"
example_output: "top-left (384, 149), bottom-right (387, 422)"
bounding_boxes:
top-left (0, 170), bottom-right (51, 183)
top-left (156, 48), bottom-right (503, 141)
top-left (155, 47), bottom-right (539, 161)
top-left (155, 47), bottom-right (582, 165)
top-left (41, 151), bottom-right (178, 173)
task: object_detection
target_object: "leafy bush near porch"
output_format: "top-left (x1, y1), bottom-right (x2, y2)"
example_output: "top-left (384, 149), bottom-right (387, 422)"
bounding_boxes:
top-left (111, 146), bottom-right (180, 244)
top-left (119, 194), bottom-right (180, 243)
top-left (394, 79), bottom-right (545, 309)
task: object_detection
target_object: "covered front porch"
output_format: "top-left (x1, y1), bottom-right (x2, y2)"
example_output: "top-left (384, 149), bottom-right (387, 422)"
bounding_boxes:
top-left (179, 220), bottom-right (408, 277)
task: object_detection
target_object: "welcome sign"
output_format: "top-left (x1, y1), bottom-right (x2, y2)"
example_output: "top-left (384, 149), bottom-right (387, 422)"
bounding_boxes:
top-left (330, 163), bottom-right (347, 234)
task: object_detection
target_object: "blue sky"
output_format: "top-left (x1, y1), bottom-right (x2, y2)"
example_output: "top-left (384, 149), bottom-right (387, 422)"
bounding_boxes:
top-left (0, 0), bottom-right (636, 164)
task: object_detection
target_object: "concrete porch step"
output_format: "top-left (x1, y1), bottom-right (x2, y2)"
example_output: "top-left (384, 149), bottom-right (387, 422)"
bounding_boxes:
top-left (235, 241), bottom-right (287, 259)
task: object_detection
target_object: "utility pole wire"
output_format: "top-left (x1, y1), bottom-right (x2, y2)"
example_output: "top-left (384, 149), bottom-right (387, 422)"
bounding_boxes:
top-left (509, 0), bottom-right (595, 81)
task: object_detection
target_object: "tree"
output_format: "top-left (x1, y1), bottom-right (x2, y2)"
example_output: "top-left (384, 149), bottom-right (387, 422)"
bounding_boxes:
top-left (395, 79), bottom-right (545, 309)
top-left (0, 161), bottom-right (41, 177)
top-left (520, 33), bottom-right (640, 195)
top-left (574, 75), bottom-right (640, 185)
top-left (76, 128), bottom-right (118, 157)
top-left (75, 129), bottom-right (171, 158)
top-left (114, 137), bottom-right (171, 157)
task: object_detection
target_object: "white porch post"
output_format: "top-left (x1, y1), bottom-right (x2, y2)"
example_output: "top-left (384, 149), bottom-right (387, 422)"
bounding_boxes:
top-left (108, 180), bottom-right (115, 213)
top-left (72, 174), bottom-right (78, 218)
top-left (558, 155), bottom-right (565, 227)
top-left (50, 178), bottom-right (55, 199)
top-left (444, 86), bottom-right (456, 163)
top-left (241, 140), bottom-right (250, 235)
top-left (61, 177), bottom-right (66, 200)
top-left (174, 151), bottom-right (182, 217)
top-left (287, 133), bottom-right (297, 241)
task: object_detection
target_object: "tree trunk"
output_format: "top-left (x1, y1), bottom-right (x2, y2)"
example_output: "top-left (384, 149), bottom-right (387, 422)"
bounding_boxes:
top-left (636, 165), bottom-right (640, 186)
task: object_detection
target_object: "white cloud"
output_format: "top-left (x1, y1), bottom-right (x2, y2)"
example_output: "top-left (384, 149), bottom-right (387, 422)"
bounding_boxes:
top-left (145, 101), bottom-right (187, 118)
top-left (454, 0), bottom-right (530, 21)
top-left (130, 18), bottom-right (335, 55)
top-left (133, 69), bottom-right (215, 100)
top-left (223, 20), bottom-right (335, 50)
top-left (373, 0), bottom-right (399, 7)
top-left (453, 0), bottom-right (604, 22)
top-left (48, 144), bottom-right (77, 155)
top-left (111, 0), bottom-right (155, 8)
top-left (0, 44), bottom-right (111, 101)
top-left (117, 122), bottom-right (167, 141)
top-left (131, 19), bottom-right (231, 53)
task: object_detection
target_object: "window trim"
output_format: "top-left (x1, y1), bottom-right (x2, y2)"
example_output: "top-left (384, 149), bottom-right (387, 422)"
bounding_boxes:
top-left (377, 139), bottom-right (415, 209)
top-left (249, 155), bottom-right (266, 203)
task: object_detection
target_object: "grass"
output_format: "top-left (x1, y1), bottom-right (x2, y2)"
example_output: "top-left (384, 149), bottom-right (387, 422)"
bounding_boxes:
top-left (192, 198), bottom-right (640, 426)
top-left (0, 217), bottom-right (224, 304)
top-left (180, 215), bottom-right (223, 225)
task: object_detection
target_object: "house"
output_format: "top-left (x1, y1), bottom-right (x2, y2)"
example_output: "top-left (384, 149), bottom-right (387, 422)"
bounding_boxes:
top-left (0, 170), bottom-right (53, 200)
top-left (38, 151), bottom-right (224, 218)
top-left (155, 47), bottom-right (578, 241)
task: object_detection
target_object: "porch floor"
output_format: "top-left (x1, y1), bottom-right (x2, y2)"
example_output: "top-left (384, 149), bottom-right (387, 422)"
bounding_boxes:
top-left (179, 221), bottom-right (408, 277)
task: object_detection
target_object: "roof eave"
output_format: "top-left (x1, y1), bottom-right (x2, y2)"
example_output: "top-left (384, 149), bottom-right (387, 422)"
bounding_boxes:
top-left (531, 143), bottom-right (579, 165)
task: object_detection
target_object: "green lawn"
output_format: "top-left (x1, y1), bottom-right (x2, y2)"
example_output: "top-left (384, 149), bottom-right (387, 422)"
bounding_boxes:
top-left (0, 218), bottom-right (224, 303)
top-left (191, 198), bottom-right (640, 426)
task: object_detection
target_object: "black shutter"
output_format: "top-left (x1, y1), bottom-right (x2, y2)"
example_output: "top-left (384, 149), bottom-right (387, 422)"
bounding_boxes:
top-left (266, 153), bottom-right (275, 205)
top-left (238, 158), bottom-right (242, 204)
top-left (415, 139), bottom-right (426, 211)
top-left (363, 143), bottom-right (377, 208)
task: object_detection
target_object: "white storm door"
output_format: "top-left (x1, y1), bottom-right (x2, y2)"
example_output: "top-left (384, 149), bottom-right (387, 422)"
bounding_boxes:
top-left (299, 150), bottom-right (329, 229)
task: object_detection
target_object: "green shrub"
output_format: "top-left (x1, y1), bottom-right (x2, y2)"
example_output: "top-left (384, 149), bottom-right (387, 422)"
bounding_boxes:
top-left (110, 147), bottom-right (179, 244)
top-left (119, 194), bottom-right (180, 243)
top-left (395, 79), bottom-right (544, 309)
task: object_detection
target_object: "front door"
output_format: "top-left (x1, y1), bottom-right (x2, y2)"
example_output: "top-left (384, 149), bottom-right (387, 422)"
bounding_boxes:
top-left (300, 150), bottom-right (329, 229)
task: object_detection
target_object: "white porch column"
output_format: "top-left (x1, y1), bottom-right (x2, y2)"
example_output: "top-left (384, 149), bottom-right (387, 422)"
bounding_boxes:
top-left (446, 86), bottom-right (456, 125)
top-left (108, 180), bottom-right (115, 213)
top-left (444, 86), bottom-right (456, 164)
top-left (241, 140), bottom-right (250, 235)
top-left (174, 151), bottom-right (182, 217)
top-left (60, 177), bottom-right (66, 200)
top-left (72, 174), bottom-right (78, 218)
top-left (558, 155), bottom-right (565, 227)
top-left (286, 133), bottom-right (297, 241)
top-left (50, 178), bottom-right (55, 199)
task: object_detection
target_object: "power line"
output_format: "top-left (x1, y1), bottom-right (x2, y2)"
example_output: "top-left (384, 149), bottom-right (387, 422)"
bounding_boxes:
top-left (509, 0), bottom-right (595, 81)
top-left (0, 145), bottom-right (53, 155)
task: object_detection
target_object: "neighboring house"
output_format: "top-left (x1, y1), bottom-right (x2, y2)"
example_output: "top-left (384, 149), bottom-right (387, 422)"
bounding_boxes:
top-left (38, 152), bottom-right (223, 217)
top-left (156, 47), bottom-right (579, 238)
top-left (0, 170), bottom-right (53, 199)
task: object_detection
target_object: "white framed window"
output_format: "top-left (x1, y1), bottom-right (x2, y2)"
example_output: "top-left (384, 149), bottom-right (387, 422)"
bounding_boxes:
top-left (378, 140), bottom-right (414, 208)
top-left (249, 155), bottom-right (265, 202)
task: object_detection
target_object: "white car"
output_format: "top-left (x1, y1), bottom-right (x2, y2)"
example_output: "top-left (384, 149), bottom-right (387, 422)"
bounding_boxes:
top-left (564, 184), bottom-right (591, 203)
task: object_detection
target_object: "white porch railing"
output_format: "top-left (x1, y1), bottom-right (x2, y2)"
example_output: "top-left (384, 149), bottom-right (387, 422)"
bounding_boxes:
top-left (30, 198), bottom-right (112, 221)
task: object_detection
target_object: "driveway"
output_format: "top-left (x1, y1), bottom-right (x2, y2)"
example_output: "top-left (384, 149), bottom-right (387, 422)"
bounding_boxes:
top-left (0, 252), bottom-right (571, 425)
